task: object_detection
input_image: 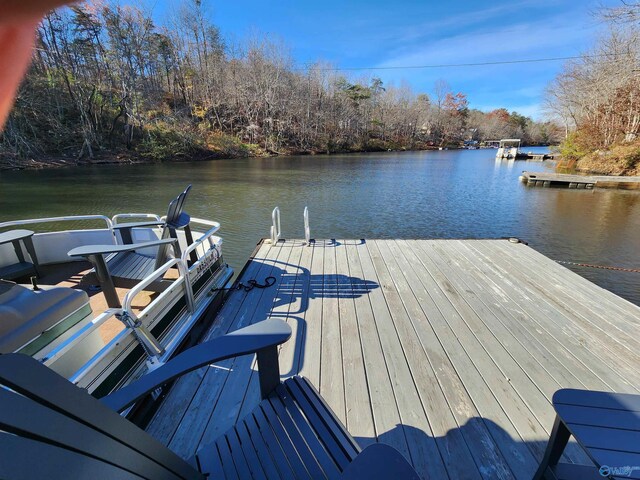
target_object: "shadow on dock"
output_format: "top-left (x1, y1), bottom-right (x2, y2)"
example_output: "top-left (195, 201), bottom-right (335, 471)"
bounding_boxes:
top-left (356, 420), bottom-right (561, 479)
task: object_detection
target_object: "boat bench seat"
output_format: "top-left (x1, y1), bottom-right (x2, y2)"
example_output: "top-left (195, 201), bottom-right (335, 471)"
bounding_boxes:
top-left (82, 251), bottom-right (167, 290)
top-left (0, 281), bottom-right (90, 353)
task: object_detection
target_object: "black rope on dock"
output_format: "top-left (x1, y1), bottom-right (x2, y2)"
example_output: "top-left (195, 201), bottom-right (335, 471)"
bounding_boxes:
top-left (211, 276), bottom-right (277, 293)
top-left (556, 260), bottom-right (640, 273)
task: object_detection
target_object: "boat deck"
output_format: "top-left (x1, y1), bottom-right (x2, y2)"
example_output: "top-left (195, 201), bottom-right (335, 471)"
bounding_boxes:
top-left (36, 261), bottom-right (177, 345)
top-left (145, 239), bottom-right (640, 479)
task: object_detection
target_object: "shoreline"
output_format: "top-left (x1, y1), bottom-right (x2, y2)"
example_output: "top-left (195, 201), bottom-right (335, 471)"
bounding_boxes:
top-left (0, 145), bottom-right (446, 171)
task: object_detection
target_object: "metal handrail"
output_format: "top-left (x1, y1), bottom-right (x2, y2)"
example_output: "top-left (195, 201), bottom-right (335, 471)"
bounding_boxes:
top-left (40, 308), bottom-right (121, 365)
top-left (271, 207), bottom-right (281, 243)
top-left (190, 217), bottom-right (221, 229)
top-left (304, 206), bottom-right (311, 244)
top-left (112, 213), bottom-right (162, 224)
top-left (68, 326), bottom-right (132, 385)
top-left (123, 258), bottom-right (182, 313)
top-left (57, 259), bottom-right (190, 381)
top-left (180, 224), bottom-right (221, 265)
top-left (0, 215), bottom-right (113, 231)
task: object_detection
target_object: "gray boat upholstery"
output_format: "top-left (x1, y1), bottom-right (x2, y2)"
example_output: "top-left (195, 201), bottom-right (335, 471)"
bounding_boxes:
top-left (0, 280), bottom-right (90, 353)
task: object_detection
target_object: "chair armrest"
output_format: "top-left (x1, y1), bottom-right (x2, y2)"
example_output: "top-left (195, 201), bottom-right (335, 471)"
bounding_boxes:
top-left (100, 319), bottom-right (292, 412)
top-left (68, 238), bottom-right (176, 258)
top-left (111, 221), bottom-right (165, 230)
top-left (339, 443), bottom-right (420, 479)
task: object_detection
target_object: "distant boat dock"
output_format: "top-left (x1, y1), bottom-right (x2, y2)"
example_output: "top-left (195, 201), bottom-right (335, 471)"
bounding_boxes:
top-left (520, 171), bottom-right (640, 189)
top-left (494, 139), bottom-right (556, 160)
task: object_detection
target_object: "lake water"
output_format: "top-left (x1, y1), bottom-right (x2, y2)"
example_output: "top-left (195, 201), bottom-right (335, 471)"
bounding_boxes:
top-left (1, 148), bottom-right (639, 305)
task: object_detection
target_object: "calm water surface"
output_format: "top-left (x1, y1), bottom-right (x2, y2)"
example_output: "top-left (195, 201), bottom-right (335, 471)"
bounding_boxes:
top-left (1, 148), bottom-right (639, 305)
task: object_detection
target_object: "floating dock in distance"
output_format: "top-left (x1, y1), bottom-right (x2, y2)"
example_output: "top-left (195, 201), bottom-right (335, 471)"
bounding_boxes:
top-left (145, 238), bottom-right (640, 479)
top-left (522, 152), bottom-right (556, 161)
top-left (520, 171), bottom-right (640, 189)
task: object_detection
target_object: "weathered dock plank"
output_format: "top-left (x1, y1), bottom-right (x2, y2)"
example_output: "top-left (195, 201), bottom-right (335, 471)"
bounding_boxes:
top-left (319, 240), bottom-right (346, 425)
top-left (462, 240), bottom-right (640, 392)
top-left (345, 242), bottom-right (410, 458)
top-left (146, 239), bottom-right (640, 478)
top-left (520, 171), bottom-right (640, 189)
top-left (368, 239), bottom-right (489, 479)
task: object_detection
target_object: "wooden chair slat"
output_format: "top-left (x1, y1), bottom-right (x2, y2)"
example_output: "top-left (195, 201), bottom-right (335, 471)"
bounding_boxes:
top-left (295, 377), bottom-right (361, 457)
top-left (215, 437), bottom-right (240, 480)
top-left (238, 417), bottom-right (282, 480)
top-left (193, 442), bottom-right (225, 479)
top-left (556, 404), bottom-right (640, 431)
top-left (251, 408), bottom-right (297, 478)
top-left (266, 395), bottom-right (328, 478)
top-left (554, 389), bottom-right (640, 412)
top-left (259, 401), bottom-right (313, 479)
top-left (232, 423), bottom-right (268, 480)
top-left (570, 424), bottom-right (640, 454)
top-left (274, 383), bottom-right (341, 479)
top-left (225, 429), bottom-right (256, 480)
top-left (283, 378), bottom-right (355, 469)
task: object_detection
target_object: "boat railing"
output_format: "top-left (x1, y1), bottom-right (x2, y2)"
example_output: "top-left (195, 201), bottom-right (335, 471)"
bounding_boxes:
top-left (0, 215), bottom-right (114, 232)
top-left (64, 259), bottom-right (191, 385)
top-left (28, 215), bottom-right (225, 385)
top-left (123, 258), bottom-right (194, 314)
top-left (188, 217), bottom-right (220, 231)
top-left (181, 223), bottom-right (221, 265)
top-left (40, 308), bottom-right (121, 366)
top-left (112, 213), bottom-right (162, 224)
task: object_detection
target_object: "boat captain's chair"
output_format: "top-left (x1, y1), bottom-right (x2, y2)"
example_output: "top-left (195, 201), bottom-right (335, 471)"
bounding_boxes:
top-left (68, 185), bottom-right (195, 309)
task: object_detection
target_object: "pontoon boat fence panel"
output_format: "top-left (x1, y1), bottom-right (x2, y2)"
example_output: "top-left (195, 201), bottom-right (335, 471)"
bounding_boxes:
top-left (69, 260), bottom-right (197, 386)
top-left (159, 265), bottom-right (232, 361)
top-left (181, 225), bottom-right (222, 266)
top-left (0, 216), bottom-right (116, 265)
top-left (122, 258), bottom-right (184, 315)
top-left (0, 215), bottom-right (113, 231)
top-left (41, 309), bottom-right (122, 365)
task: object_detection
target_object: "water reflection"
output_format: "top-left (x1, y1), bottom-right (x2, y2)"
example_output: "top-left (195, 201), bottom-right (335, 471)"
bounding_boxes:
top-left (1, 148), bottom-right (638, 305)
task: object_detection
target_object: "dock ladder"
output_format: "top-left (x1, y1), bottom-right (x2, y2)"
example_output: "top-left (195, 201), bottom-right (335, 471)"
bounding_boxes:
top-left (269, 206), bottom-right (312, 245)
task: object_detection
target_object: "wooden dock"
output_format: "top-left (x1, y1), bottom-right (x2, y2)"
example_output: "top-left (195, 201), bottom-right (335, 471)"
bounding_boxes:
top-left (520, 171), bottom-right (640, 189)
top-left (523, 153), bottom-right (556, 161)
top-left (145, 239), bottom-right (640, 479)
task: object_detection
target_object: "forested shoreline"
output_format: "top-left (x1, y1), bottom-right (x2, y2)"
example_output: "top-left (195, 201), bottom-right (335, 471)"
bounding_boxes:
top-left (548, 2), bottom-right (640, 176)
top-left (0, 1), bottom-right (560, 170)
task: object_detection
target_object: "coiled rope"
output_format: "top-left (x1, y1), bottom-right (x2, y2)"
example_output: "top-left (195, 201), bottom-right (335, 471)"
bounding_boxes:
top-left (211, 276), bottom-right (277, 293)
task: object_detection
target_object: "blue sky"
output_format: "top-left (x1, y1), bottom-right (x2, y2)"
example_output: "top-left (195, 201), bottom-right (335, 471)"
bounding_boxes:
top-left (143, 0), bottom-right (618, 120)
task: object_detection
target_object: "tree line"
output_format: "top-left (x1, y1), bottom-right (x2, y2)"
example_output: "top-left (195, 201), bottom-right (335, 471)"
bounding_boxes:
top-left (547, 1), bottom-right (640, 171)
top-left (0, 1), bottom-right (560, 166)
